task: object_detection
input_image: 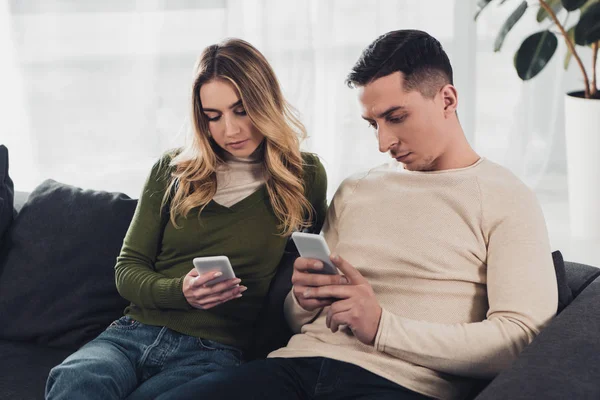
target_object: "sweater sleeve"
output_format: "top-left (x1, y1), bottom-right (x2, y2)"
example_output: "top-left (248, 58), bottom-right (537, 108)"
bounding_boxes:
top-left (373, 181), bottom-right (558, 378)
top-left (114, 153), bottom-right (192, 311)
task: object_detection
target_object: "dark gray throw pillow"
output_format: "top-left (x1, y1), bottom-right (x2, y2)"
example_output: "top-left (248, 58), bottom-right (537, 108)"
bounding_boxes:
top-left (0, 179), bottom-right (137, 349)
top-left (0, 145), bottom-right (14, 243)
top-left (552, 250), bottom-right (573, 314)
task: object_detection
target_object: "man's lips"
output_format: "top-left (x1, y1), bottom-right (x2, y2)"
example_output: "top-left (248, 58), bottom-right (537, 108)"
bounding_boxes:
top-left (394, 152), bottom-right (411, 161)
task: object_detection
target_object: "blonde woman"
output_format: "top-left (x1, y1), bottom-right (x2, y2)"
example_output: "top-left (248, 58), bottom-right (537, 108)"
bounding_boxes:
top-left (46, 38), bottom-right (327, 400)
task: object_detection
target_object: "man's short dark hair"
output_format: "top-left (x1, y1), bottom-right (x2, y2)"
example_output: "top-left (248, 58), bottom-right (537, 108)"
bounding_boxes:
top-left (346, 30), bottom-right (453, 98)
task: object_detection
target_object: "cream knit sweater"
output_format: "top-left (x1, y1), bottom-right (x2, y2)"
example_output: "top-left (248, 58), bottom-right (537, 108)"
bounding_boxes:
top-left (269, 158), bottom-right (558, 400)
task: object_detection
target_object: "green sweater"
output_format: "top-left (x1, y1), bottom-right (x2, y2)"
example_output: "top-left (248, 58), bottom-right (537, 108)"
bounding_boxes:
top-left (114, 151), bottom-right (327, 351)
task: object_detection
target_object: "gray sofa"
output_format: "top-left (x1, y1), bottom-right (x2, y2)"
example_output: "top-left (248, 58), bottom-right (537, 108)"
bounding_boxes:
top-left (1, 184), bottom-right (599, 400)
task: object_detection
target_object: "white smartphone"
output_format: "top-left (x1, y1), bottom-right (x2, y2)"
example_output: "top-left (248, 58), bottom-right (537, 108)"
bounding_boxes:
top-left (192, 256), bottom-right (237, 286)
top-left (291, 232), bottom-right (338, 275)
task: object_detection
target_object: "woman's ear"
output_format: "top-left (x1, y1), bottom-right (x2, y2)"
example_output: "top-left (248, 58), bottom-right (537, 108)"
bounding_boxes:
top-left (441, 84), bottom-right (458, 116)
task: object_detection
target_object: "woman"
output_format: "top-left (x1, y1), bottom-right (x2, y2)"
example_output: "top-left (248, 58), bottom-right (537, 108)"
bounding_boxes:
top-left (46, 38), bottom-right (327, 400)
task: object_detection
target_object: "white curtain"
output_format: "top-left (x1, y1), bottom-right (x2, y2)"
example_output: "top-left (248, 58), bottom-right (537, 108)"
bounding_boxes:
top-left (1, 0), bottom-right (580, 201)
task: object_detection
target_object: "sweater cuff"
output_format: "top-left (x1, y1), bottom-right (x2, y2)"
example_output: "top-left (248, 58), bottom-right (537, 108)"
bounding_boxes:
top-left (374, 308), bottom-right (391, 352)
top-left (155, 277), bottom-right (193, 310)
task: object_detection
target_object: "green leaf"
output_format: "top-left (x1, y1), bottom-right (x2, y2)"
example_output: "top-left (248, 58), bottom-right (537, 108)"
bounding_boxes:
top-left (495, 1), bottom-right (528, 51)
top-left (563, 25), bottom-right (576, 70)
top-left (574, 3), bottom-right (600, 45)
top-left (561, 0), bottom-right (587, 11)
top-left (580, 0), bottom-right (598, 14)
top-left (514, 31), bottom-right (558, 80)
top-left (475, 0), bottom-right (494, 20)
top-left (537, 0), bottom-right (563, 23)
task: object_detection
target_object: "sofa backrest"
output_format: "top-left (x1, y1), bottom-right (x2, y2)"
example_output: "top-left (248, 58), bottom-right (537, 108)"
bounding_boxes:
top-left (7, 189), bottom-right (600, 354)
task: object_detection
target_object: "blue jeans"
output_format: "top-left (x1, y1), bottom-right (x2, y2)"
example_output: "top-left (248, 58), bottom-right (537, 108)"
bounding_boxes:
top-left (156, 357), bottom-right (432, 400)
top-left (45, 316), bottom-right (243, 400)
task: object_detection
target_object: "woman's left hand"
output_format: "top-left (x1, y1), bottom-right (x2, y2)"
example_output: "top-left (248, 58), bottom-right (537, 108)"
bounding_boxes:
top-left (183, 268), bottom-right (247, 310)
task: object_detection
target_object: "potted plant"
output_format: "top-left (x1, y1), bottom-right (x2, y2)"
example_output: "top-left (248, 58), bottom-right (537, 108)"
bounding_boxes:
top-left (476, 0), bottom-right (600, 239)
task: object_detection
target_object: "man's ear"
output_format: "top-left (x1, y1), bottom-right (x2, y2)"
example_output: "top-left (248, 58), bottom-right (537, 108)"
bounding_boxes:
top-left (441, 84), bottom-right (458, 116)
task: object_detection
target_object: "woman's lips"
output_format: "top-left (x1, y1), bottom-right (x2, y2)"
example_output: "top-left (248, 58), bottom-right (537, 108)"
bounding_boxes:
top-left (227, 139), bottom-right (249, 150)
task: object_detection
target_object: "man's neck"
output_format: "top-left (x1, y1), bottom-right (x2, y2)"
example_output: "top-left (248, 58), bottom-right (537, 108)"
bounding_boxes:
top-left (432, 127), bottom-right (480, 171)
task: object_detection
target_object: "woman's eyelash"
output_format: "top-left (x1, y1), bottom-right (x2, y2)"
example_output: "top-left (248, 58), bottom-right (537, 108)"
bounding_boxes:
top-left (367, 121), bottom-right (377, 129)
top-left (206, 110), bottom-right (246, 121)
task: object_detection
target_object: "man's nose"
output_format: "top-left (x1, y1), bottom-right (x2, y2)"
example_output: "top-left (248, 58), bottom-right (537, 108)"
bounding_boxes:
top-left (377, 126), bottom-right (398, 153)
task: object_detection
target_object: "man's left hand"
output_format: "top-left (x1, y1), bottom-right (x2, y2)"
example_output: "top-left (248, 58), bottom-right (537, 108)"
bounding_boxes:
top-left (303, 254), bottom-right (382, 345)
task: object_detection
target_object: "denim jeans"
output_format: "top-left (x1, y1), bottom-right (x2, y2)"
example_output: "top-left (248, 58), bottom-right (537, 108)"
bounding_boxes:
top-left (45, 316), bottom-right (243, 400)
top-left (156, 357), bottom-right (432, 400)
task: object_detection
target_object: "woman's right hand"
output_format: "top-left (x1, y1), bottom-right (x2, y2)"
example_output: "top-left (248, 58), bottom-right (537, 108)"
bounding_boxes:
top-left (183, 268), bottom-right (247, 310)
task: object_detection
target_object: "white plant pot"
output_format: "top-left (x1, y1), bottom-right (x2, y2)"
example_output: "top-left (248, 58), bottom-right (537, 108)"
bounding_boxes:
top-left (564, 91), bottom-right (600, 239)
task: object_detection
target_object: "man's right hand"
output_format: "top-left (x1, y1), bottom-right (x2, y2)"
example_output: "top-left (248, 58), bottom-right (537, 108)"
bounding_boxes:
top-left (291, 257), bottom-right (349, 311)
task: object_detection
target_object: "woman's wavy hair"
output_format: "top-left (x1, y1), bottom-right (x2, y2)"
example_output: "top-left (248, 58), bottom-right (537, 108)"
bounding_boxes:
top-left (163, 38), bottom-right (314, 236)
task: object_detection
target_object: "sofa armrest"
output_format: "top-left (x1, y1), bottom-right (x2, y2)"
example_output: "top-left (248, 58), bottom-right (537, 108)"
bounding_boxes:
top-left (475, 276), bottom-right (600, 400)
top-left (565, 261), bottom-right (600, 297)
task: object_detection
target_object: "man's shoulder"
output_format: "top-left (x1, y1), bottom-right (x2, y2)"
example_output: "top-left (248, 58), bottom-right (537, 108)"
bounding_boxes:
top-left (475, 159), bottom-right (534, 197)
top-left (475, 159), bottom-right (541, 219)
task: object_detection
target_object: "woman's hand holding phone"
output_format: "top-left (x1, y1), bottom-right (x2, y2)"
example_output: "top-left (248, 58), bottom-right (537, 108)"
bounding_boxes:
top-left (183, 268), bottom-right (246, 310)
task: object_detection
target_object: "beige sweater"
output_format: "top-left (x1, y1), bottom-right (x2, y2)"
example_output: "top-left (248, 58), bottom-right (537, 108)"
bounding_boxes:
top-left (269, 158), bottom-right (558, 400)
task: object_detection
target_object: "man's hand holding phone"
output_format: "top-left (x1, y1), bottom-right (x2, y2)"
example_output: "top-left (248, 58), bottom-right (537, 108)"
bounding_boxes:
top-left (290, 232), bottom-right (382, 346)
top-left (302, 254), bottom-right (382, 346)
top-left (291, 256), bottom-right (349, 311)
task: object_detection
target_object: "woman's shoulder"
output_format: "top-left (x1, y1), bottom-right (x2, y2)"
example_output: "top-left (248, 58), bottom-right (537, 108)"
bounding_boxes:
top-left (148, 148), bottom-right (182, 183)
top-left (300, 152), bottom-right (327, 194)
top-left (301, 152), bottom-right (325, 176)
top-left (300, 152), bottom-right (324, 169)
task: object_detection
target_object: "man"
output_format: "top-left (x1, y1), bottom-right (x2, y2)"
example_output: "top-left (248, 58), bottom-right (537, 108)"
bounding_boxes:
top-left (158, 29), bottom-right (557, 400)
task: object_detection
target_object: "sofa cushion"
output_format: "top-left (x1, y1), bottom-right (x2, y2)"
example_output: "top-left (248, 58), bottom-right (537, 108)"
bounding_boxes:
top-left (0, 179), bottom-right (137, 349)
top-left (475, 275), bottom-right (600, 400)
top-left (0, 145), bottom-right (14, 243)
top-left (249, 248), bottom-right (295, 360)
top-left (0, 339), bottom-right (73, 400)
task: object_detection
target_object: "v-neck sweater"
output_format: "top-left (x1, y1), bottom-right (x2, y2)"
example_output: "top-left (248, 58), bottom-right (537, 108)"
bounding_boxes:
top-left (114, 151), bottom-right (327, 351)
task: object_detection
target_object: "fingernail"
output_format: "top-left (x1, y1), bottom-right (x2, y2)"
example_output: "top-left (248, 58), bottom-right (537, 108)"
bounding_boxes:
top-left (314, 261), bottom-right (323, 269)
top-left (239, 286), bottom-right (248, 292)
top-left (331, 254), bottom-right (339, 262)
top-left (235, 294), bottom-right (242, 298)
top-left (234, 278), bottom-right (241, 284)
top-left (304, 288), bottom-right (311, 298)
top-left (214, 272), bottom-right (223, 277)
top-left (340, 276), bottom-right (349, 284)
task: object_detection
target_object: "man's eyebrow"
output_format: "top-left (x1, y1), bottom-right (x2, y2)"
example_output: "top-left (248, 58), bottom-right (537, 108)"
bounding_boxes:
top-left (377, 106), bottom-right (406, 119)
top-left (361, 105), bottom-right (406, 121)
top-left (203, 99), bottom-right (243, 113)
